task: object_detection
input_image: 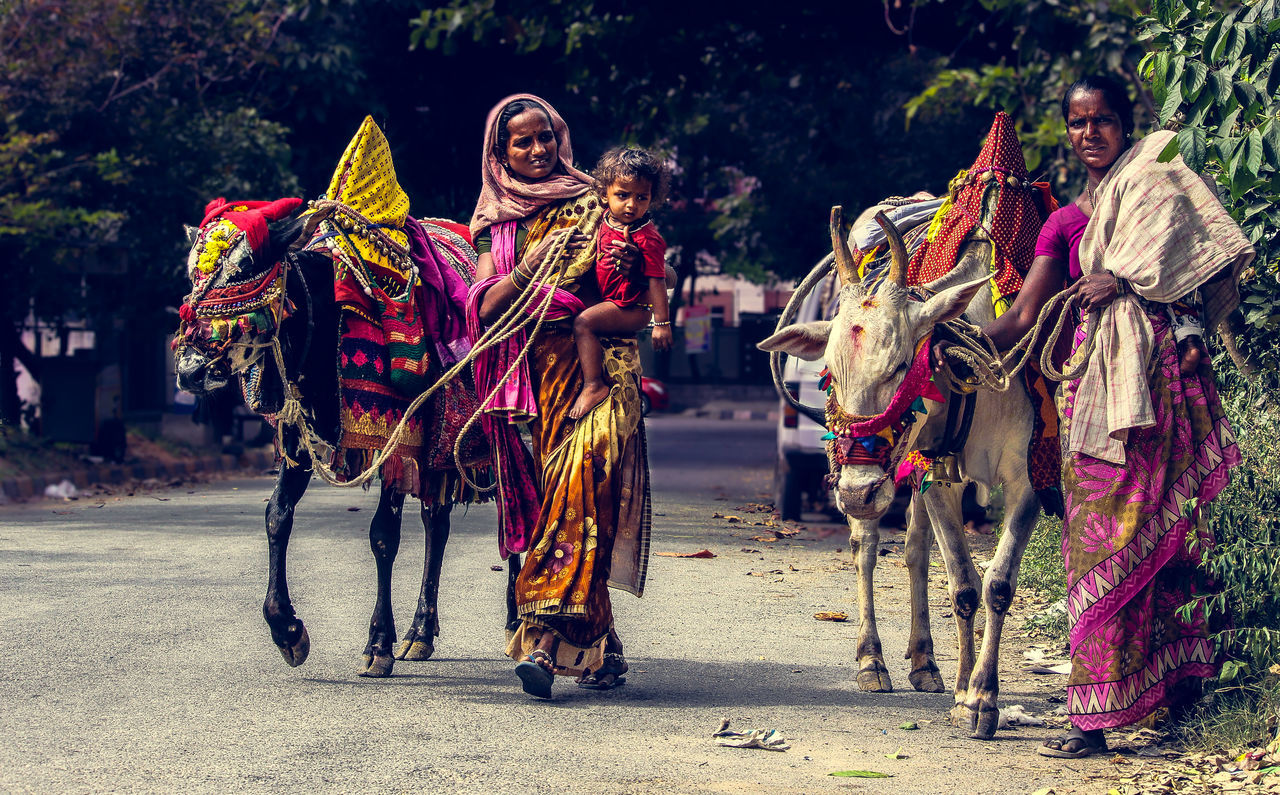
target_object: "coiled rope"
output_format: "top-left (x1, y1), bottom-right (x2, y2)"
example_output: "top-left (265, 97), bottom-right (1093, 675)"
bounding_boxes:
top-left (271, 209), bottom-right (599, 489)
top-left (934, 287), bottom-right (1096, 394)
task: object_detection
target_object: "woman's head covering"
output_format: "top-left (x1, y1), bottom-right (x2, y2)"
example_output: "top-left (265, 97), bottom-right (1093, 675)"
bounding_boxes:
top-left (470, 93), bottom-right (592, 238)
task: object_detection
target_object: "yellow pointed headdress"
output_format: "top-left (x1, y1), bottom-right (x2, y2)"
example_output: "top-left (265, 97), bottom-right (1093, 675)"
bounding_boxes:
top-left (314, 116), bottom-right (413, 283)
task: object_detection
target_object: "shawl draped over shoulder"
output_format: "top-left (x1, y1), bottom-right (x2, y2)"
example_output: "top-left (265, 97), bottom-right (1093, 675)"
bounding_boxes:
top-left (468, 93), bottom-right (593, 239)
top-left (1071, 130), bottom-right (1254, 464)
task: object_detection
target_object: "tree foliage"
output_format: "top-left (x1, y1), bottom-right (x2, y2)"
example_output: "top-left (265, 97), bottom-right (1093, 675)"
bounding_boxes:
top-left (902, 0), bottom-right (1152, 188)
top-left (408, 1), bottom-right (996, 292)
top-left (1138, 0), bottom-right (1280, 370)
top-left (0, 0), bottom-right (301, 334)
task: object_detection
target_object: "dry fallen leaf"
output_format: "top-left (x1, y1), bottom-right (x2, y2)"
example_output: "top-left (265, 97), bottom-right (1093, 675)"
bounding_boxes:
top-left (655, 549), bottom-right (716, 558)
top-left (814, 611), bottom-right (849, 622)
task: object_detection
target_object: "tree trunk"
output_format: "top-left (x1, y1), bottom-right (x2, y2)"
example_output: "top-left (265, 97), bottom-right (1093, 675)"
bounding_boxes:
top-left (1217, 312), bottom-right (1260, 383)
top-left (0, 322), bottom-right (22, 427)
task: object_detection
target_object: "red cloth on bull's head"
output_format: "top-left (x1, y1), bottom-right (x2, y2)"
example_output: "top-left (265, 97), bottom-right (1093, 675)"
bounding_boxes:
top-left (906, 112), bottom-right (1049, 302)
top-left (201, 197), bottom-right (303, 254)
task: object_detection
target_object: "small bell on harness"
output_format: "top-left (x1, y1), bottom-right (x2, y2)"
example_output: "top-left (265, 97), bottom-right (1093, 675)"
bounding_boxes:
top-left (932, 454), bottom-right (961, 486)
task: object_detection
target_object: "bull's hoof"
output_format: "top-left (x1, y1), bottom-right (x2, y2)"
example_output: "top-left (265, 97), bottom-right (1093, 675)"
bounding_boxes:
top-left (949, 702), bottom-right (973, 728)
top-left (394, 639), bottom-right (435, 661)
top-left (358, 653), bottom-right (395, 678)
top-left (277, 624), bottom-right (310, 668)
top-left (908, 664), bottom-right (946, 693)
top-left (970, 706), bottom-right (999, 740)
top-left (856, 661), bottom-right (894, 692)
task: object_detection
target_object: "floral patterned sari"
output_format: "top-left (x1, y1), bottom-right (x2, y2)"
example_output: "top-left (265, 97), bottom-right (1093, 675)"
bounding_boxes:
top-left (1060, 311), bottom-right (1239, 730)
top-left (476, 193), bottom-right (652, 676)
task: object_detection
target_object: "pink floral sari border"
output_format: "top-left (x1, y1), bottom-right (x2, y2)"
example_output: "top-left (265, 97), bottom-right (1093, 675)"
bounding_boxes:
top-left (1067, 414), bottom-right (1239, 651)
top-left (1068, 636), bottom-right (1215, 731)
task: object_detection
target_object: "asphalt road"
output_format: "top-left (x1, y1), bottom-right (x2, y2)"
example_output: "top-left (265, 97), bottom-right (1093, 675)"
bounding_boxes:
top-left (0, 415), bottom-right (1104, 793)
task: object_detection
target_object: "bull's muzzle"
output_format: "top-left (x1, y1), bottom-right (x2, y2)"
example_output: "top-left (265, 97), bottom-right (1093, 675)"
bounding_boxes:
top-left (176, 349), bottom-right (230, 395)
top-left (834, 466), bottom-right (896, 519)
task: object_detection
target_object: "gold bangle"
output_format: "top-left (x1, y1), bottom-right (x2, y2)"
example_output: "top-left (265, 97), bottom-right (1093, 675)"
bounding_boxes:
top-left (510, 268), bottom-right (532, 290)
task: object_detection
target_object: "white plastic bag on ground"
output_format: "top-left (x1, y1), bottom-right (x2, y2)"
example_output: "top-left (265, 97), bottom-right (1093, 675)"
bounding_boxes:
top-left (44, 480), bottom-right (78, 500)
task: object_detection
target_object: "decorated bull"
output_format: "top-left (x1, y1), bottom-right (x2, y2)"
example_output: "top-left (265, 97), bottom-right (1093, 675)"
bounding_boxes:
top-left (174, 118), bottom-right (511, 677)
top-left (760, 114), bottom-right (1058, 739)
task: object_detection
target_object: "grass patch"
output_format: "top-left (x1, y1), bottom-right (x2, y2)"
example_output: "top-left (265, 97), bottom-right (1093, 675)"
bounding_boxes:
top-left (1017, 515), bottom-right (1068, 641)
top-left (1177, 681), bottom-right (1280, 752)
top-left (1172, 370), bottom-right (1280, 751)
top-left (0, 426), bottom-right (88, 479)
top-left (0, 424), bottom-right (211, 479)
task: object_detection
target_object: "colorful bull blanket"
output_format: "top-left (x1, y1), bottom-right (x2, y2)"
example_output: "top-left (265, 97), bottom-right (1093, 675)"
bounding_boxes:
top-left (856, 113), bottom-right (1063, 514)
top-left (330, 217), bottom-right (492, 503)
top-left (310, 116), bottom-right (492, 502)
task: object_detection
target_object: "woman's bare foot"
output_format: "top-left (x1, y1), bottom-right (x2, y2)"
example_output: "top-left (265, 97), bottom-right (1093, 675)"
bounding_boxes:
top-left (569, 381), bottom-right (610, 419)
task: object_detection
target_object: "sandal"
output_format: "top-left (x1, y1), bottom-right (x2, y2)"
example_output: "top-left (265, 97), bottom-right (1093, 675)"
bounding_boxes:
top-left (1037, 728), bottom-right (1106, 759)
top-left (515, 649), bottom-right (555, 699)
top-left (577, 651), bottom-right (628, 690)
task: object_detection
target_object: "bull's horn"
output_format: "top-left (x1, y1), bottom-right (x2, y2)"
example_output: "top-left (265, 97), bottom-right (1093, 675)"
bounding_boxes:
top-left (298, 201), bottom-right (338, 245)
top-left (829, 206), bottom-right (857, 286)
top-left (875, 211), bottom-right (908, 288)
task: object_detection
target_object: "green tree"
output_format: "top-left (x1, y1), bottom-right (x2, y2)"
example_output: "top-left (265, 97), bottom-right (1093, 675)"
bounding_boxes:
top-left (902, 0), bottom-right (1152, 189)
top-left (1138, 0), bottom-right (1280, 374)
top-left (409, 0), bottom-right (996, 313)
top-left (0, 0), bottom-right (304, 422)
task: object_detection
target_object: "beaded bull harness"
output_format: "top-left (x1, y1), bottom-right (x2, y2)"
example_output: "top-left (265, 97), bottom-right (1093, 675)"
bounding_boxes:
top-left (821, 333), bottom-right (945, 492)
top-left (176, 199), bottom-right (303, 415)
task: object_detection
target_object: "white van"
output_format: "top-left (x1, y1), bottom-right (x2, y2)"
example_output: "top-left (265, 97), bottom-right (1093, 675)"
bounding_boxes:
top-left (774, 271), bottom-right (840, 520)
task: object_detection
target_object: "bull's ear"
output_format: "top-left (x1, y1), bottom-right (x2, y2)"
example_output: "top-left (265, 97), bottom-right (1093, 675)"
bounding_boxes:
top-left (757, 320), bottom-right (831, 361)
top-left (269, 216), bottom-right (306, 251)
top-left (914, 275), bottom-right (989, 328)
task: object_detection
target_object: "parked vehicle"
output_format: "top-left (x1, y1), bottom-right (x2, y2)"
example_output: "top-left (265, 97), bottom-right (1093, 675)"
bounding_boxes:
top-left (640, 376), bottom-right (669, 416)
top-left (774, 272), bottom-right (840, 520)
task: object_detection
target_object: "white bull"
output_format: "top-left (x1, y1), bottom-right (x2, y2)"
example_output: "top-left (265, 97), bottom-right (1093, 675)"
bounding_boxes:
top-left (760, 208), bottom-right (1042, 739)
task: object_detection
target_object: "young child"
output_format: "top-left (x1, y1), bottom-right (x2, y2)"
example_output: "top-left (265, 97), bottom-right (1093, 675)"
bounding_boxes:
top-left (568, 147), bottom-right (673, 419)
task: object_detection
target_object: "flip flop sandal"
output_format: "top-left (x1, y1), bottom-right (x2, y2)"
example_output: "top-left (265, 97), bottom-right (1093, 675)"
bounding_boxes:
top-left (578, 652), bottom-right (628, 690)
top-left (1036, 732), bottom-right (1106, 759)
top-left (515, 650), bottom-right (554, 699)
top-left (577, 672), bottom-right (627, 690)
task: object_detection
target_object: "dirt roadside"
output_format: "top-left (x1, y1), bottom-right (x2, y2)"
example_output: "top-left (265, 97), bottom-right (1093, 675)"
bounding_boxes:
top-left (683, 499), bottom-right (1271, 794)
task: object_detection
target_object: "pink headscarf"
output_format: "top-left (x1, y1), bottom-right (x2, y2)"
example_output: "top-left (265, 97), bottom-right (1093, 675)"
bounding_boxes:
top-left (469, 93), bottom-right (592, 238)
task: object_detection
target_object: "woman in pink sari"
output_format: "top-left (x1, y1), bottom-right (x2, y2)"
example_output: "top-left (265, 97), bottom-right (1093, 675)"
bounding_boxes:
top-left (467, 95), bottom-right (652, 699)
top-left (977, 75), bottom-right (1252, 757)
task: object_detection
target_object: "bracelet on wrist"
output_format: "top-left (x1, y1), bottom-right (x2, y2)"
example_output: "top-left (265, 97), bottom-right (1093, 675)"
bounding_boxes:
top-left (651, 320), bottom-right (671, 327)
top-left (510, 268), bottom-right (532, 290)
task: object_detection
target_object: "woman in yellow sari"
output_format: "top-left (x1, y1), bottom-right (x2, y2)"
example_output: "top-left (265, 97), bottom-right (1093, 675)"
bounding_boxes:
top-left (467, 94), bottom-right (651, 699)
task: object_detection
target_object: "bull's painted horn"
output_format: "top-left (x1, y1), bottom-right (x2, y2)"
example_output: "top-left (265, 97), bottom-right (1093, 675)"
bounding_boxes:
top-left (829, 206), bottom-right (857, 286)
top-left (875, 211), bottom-right (908, 287)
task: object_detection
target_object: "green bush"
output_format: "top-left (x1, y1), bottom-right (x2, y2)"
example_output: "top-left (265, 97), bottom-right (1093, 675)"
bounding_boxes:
top-left (1173, 366), bottom-right (1280, 747)
top-left (1019, 515), bottom-right (1069, 641)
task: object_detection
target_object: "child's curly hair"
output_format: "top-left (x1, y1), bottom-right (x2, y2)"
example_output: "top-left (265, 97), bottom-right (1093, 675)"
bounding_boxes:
top-left (591, 147), bottom-right (671, 206)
